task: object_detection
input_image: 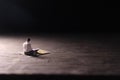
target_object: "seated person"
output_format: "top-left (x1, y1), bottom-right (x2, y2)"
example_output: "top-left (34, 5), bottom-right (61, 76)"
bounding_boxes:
top-left (23, 38), bottom-right (39, 57)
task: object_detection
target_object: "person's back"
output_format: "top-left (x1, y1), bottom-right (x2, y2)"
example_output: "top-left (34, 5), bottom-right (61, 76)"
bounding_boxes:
top-left (23, 38), bottom-right (33, 55)
top-left (23, 41), bottom-right (32, 52)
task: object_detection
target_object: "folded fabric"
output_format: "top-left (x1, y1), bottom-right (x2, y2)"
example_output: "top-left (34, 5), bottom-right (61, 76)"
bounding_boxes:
top-left (37, 49), bottom-right (49, 54)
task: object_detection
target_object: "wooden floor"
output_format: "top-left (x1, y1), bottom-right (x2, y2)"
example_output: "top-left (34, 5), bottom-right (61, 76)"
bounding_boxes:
top-left (0, 33), bottom-right (120, 75)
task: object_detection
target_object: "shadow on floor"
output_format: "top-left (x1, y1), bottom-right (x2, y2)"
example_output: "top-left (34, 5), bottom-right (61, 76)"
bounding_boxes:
top-left (24, 52), bottom-right (51, 57)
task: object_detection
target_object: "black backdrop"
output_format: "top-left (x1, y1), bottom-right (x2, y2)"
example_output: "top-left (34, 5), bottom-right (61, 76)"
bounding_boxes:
top-left (0, 0), bottom-right (116, 34)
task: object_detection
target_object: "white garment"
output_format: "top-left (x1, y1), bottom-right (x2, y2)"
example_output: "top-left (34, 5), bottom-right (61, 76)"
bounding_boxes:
top-left (23, 41), bottom-right (33, 52)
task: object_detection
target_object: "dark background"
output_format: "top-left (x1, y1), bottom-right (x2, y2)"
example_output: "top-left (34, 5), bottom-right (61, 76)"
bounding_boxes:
top-left (0, 0), bottom-right (117, 34)
top-left (104, 0), bottom-right (120, 8)
top-left (104, 0), bottom-right (120, 34)
top-left (0, 0), bottom-right (82, 34)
